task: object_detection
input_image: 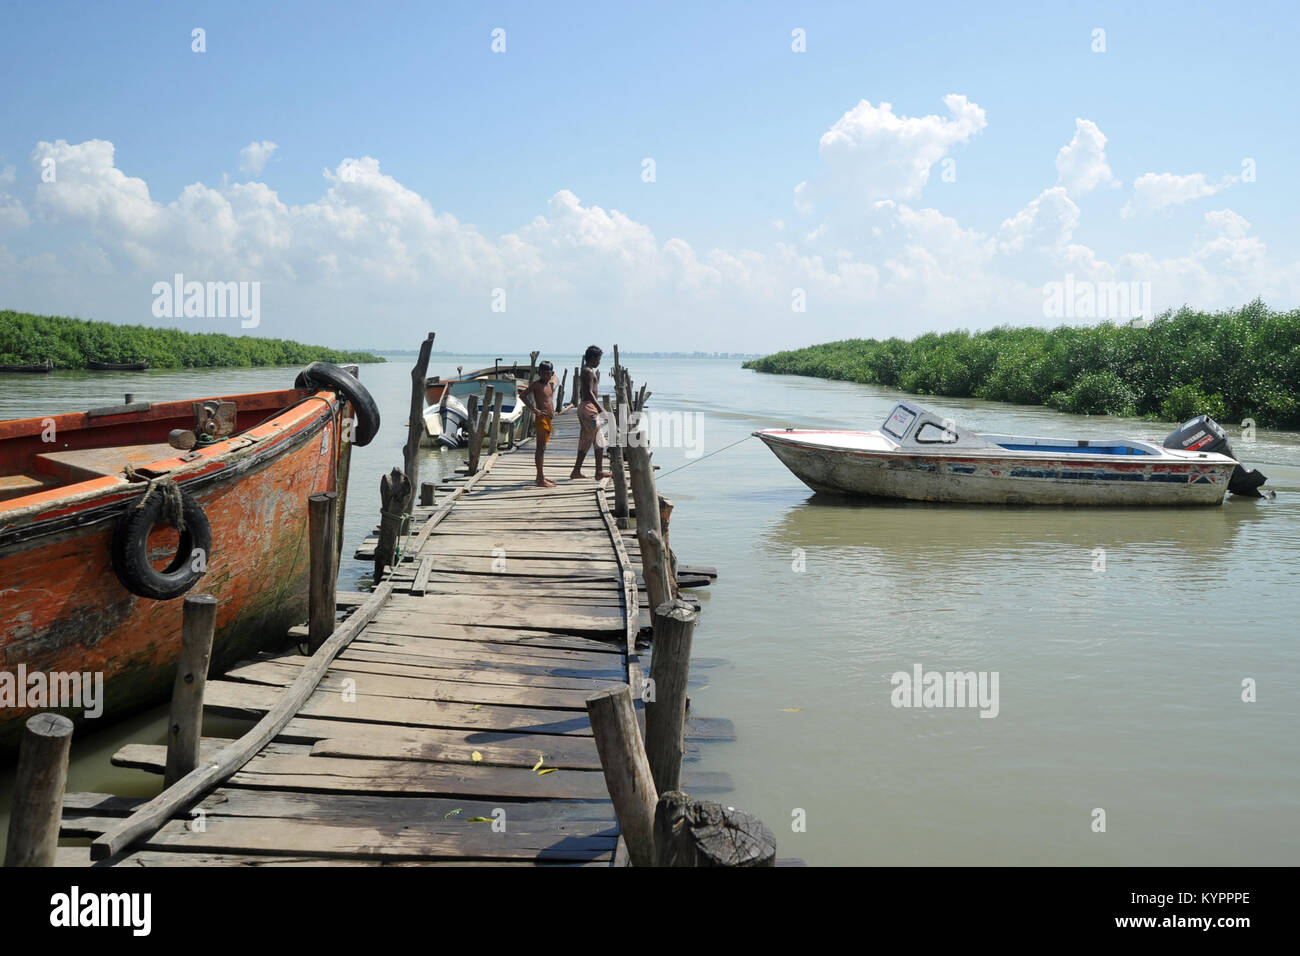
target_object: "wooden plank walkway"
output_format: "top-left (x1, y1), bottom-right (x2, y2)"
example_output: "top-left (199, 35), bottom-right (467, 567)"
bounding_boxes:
top-left (58, 409), bottom-right (728, 866)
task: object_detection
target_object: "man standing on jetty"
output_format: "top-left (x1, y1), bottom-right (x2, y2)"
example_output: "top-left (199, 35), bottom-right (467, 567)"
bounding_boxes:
top-left (571, 345), bottom-right (610, 480)
top-left (521, 360), bottom-right (557, 487)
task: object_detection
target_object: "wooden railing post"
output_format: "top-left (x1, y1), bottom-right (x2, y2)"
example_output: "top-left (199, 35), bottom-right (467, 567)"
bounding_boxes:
top-left (165, 593), bottom-right (217, 785)
top-left (625, 439), bottom-right (673, 615)
top-left (307, 491), bottom-right (339, 654)
top-left (521, 350), bottom-right (539, 439)
top-left (467, 387), bottom-right (492, 474)
top-left (558, 368), bottom-right (568, 410)
top-left (610, 378), bottom-right (631, 528)
top-left (374, 467), bottom-right (411, 581)
top-left (586, 685), bottom-right (657, 867)
top-left (402, 332), bottom-right (435, 513)
top-left (571, 365), bottom-right (581, 407)
top-left (4, 713), bottom-right (74, 866)
top-left (488, 389), bottom-right (505, 453)
top-left (654, 791), bottom-right (777, 867)
top-left (419, 481), bottom-right (436, 506)
top-left (644, 599), bottom-right (697, 794)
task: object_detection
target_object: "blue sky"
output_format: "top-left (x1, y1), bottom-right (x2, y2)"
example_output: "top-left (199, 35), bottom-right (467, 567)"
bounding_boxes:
top-left (1, 1), bottom-right (1297, 351)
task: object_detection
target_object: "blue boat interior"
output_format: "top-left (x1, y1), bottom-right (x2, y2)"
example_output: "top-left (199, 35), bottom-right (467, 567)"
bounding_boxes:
top-left (995, 443), bottom-right (1150, 456)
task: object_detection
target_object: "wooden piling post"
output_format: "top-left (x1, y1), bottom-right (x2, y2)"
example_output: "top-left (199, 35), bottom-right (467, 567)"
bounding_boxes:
top-left (625, 441), bottom-right (673, 615)
top-left (585, 685), bottom-right (658, 867)
top-left (645, 599), bottom-right (697, 793)
top-left (521, 351), bottom-right (539, 439)
top-left (467, 387), bottom-right (492, 474)
top-left (603, 394), bottom-right (630, 529)
top-left (164, 593), bottom-right (217, 786)
top-left (402, 333), bottom-right (435, 513)
top-left (614, 376), bottom-right (633, 523)
top-left (654, 791), bottom-right (777, 867)
top-left (374, 467), bottom-right (411, 581)
top-left (464, 393), bottom-right (480, 454)
top-left (419, 481), bottom-right (436, 506)
top-left (488, 389), bottom-right (505, 453)
top-left (307, 491), bottom-right (339, 654)
top-left (3, 713), bottom-right (74, 867)
top-left (558, 368), bottom-right (568, 410)
top-left (571, 365), bottom-right (581, 407)
top-left (659, 494), bottom-right (677, 593)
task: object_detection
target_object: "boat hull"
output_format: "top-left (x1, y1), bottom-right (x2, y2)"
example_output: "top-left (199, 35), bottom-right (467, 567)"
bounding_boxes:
top-left (760, 435), bottom-right (1232, 506)
top-left (0, 390), bottom-right (352, 753)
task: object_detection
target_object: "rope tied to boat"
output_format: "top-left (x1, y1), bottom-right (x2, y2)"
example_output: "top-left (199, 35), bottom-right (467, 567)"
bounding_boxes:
top-left (123, 464), bottom-right (186, 533)
top-left (653, 434), bottom-right (755, 482)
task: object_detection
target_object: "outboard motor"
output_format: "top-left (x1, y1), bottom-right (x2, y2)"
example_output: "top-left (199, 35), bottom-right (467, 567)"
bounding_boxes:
top-left (1163, 415), bottom-right (1269, 497)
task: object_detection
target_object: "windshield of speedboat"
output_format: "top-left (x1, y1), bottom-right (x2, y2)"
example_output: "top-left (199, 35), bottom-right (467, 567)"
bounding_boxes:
top-left (881, 404), bottom-right (918, 440)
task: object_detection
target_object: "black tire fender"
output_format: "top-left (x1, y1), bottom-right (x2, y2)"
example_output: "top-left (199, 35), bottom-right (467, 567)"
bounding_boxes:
top-left (111, 487), bottom-right (212, 601)
top-left (294, 362), bottom-right (380, 447)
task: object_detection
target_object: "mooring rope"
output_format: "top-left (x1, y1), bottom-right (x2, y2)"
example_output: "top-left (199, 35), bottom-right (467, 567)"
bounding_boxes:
top-left (653, 434), bottom-right (755, 482)
top-left (122, 464), bottom-right (185, 532)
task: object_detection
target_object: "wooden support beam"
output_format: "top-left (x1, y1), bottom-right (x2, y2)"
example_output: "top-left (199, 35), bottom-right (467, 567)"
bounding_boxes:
top-left (521, 350), bottom-right (539, 439)
top-left (308, 491), bottom-right (339, 654)
top-left (645, 599), bottom-right (697, 794)
top-left (624, 442), bottom-right (673, 616)
top-left (4, 713), bottom-right (74, 866)
top-left (467, 387), bottom-right (492, 474)
top-left (488, 389), bottom-right (505, 453)
top-left (402, 332), bottom-right (435, 511)
top-left (610, 378), bottom-right (631, 529)
top-left (164, 593), bottom-right (217, 786)
top-left (585, 685), bottom-right (657, 867)
top-left (373, 468), bottom-right (410, 581)
top-left (654, 791), bottom-right (777, 867)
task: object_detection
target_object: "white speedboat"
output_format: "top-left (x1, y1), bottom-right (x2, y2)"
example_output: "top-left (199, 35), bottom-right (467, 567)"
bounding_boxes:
top-left (755, 401), bottom-right (1268, 506)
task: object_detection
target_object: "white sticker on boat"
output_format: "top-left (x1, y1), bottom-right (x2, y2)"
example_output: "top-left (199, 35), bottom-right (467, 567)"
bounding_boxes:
top-left (321, 429), bottom-right (330, 456)
top-left (883, 406), bottom-right (917, 440)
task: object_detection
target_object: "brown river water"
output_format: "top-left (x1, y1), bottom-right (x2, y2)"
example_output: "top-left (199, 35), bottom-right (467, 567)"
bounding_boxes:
top-left (1, 356), bottom-right (1297, 865)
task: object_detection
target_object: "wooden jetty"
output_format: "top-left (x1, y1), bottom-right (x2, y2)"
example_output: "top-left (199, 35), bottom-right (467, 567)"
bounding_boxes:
top-left (22, 354), bottom-right (769, 867)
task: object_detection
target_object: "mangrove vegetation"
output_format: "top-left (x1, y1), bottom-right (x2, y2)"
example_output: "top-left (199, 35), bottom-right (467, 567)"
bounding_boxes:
top-left (0, 311), bottom-right (384, 369)
top-left (744, 301), bottom-right (1300, 429)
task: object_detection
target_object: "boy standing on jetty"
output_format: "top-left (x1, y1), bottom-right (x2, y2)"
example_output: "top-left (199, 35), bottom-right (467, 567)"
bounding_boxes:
top-left (522, 360), bottom-right (557, 487)
top-left (571, 345), bottom-right (610, 480)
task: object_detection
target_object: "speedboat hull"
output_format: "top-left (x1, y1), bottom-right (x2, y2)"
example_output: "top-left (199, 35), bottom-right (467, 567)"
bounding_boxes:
top-left (756, 401), bottom-right (1246, 506)
top-left (759, 433), bottom-right (1233, 505)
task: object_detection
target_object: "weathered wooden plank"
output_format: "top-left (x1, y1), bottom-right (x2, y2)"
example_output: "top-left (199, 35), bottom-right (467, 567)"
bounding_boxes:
top-left (203, 680), bottom-right (597, 737)
top-left (225, 660), bottom-right (597, 711)
top-left (108, 814), bottom-right (617, 862)
top-left (274, 650), bottom-right (622, 691)
top-left (361, 618), bottom-right (624, 654)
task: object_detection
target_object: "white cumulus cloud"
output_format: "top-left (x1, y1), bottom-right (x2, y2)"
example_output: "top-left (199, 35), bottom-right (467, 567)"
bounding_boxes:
top-left (239, 140), bottom-right (278, 176)
top-left (1055, 119), bottom-right (1119, 194)
top-left (1122, 171), bottom-right (1225, 217)
top-left (799, 94), bottom-right (987, 208)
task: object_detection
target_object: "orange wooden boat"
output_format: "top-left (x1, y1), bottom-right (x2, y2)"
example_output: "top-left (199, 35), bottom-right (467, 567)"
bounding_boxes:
top-left (0, 363), bottom-right (378, 753)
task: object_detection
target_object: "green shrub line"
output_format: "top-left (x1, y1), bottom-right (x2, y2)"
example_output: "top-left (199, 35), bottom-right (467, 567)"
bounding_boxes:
top-left (743, 300), bottom-right (1300, 430)
top-left (0, 311), bottom-right (385, 370)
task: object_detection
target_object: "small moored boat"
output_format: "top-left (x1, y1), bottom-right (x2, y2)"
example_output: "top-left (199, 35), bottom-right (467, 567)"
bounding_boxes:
top-left (0, 362), bottom-right (379, 752)
top-left (755, 401), bottom-right (1269, 506)
top-left (425, 367), bottom-right (530, 449)
top-left (0, 359), bottom-right (53, 374)
top-left (88, 360), bottom-right (150, 371)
